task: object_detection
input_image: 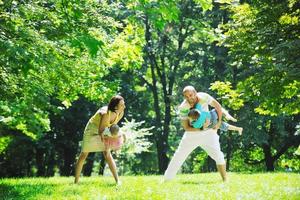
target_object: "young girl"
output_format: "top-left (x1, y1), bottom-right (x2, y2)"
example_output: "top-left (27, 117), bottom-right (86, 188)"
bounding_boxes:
top-left (188, 103), bottom-right (243, 135)
top-left (103, 124), bottom-right (126, 151)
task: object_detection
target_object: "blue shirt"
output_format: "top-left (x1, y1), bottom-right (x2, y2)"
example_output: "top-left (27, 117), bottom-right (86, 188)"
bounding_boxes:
top-left (191, 103), bottom-right (211, 129)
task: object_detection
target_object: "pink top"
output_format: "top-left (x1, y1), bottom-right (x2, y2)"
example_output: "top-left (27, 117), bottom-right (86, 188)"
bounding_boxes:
top-left (103, 135), bottom-right (124, 150)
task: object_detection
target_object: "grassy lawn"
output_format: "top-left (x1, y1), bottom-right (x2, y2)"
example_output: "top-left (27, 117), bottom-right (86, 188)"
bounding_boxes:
top-left (0, 172), bottom-right (299, 200)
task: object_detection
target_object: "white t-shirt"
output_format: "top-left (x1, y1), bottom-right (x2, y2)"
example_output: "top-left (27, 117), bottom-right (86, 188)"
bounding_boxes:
top-left (178, 92), bottom-right (214, 120)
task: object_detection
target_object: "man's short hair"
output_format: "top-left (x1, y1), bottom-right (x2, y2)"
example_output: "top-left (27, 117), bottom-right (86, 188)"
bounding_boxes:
top-left (182, 86), bottom-right (196, 94)
top-left (110, 124), bottom-right (120, 135)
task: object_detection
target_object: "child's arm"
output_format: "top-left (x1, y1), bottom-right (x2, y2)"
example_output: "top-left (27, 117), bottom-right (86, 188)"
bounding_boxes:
top-left (203, 119), bottom-right (210, 129)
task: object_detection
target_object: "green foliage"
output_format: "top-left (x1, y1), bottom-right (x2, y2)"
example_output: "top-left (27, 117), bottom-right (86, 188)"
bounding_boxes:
top-left (128, 0), bottom-right (180, 30)
top-left (230, 150), bottom-right (265, 172)
top-left (210, 81), bottom-right (244, 110)
top-left (222, 0), bottom-right (300, 116)
top-left (279, 147), bottom-right (300, 171)
top-left (194, 0), bottom-right (213, 12)
top-left (0, 1), bottom-right (121, 138)
top-left (0, 133), bottom-right (36, 177)
top-left (1, 0), bottom-right (299, 177)
top-left (107, 23), bottom-right (145, 70)
top-left (0, 136), bottom-right (12, 154)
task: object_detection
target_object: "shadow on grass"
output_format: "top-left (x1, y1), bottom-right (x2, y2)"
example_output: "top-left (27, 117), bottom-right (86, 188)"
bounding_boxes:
top-left (180, 180), bottom-right (219, 185)
top-left (0, 179), bottom-right (116, 200)
top-left (0, 184), bottom-right (22, 200)
top-left (0, 183), bottom-right (53, 200)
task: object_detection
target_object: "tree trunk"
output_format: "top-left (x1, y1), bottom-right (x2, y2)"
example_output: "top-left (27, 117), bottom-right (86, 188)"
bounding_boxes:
top-left (144, 16), bottom-right (167, 174)
top-left (45, 151), bottom-right (56, 177)
top-left (202, 156), bottom-right (217, 172)
top-left (60, 148), bottom-right (76, 176)
top-left (36, 148), bottom-right (46, 176)
top-left (157, 96), bottom-right (172, 173)
top-left (98, 154), bottom-right (106, 175)
top-left (262, 143), bottom-right (274, 171)
top-left (83, 153), bottom-right (95, 176)
top-left (225, 135), bottom-right (232, 171)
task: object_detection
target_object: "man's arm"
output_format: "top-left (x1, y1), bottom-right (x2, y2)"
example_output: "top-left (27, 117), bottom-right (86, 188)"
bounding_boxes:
top-left (210, 99), bottom-right (222, 129)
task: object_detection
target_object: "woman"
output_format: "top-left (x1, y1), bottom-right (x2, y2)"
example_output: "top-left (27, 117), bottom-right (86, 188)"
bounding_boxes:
top-left (74, 95), bottom-right (125, 185)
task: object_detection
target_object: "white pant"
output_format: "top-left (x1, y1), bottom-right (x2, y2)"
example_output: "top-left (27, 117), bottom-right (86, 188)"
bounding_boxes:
top-left (164, 129), bottom-right (225, 180)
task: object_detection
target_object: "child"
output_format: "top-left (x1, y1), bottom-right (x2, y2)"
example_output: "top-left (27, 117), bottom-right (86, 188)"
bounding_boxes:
top-left (103, 124), bottom-right (126, 151)
top-left (188, 103), bottom-right (243, 135)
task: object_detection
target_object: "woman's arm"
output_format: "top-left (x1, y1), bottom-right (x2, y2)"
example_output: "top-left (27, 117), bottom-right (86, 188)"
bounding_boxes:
top-left (116, 110), bottom-right (124, 123)
top-left (98, 113), bottom-right (109, 141)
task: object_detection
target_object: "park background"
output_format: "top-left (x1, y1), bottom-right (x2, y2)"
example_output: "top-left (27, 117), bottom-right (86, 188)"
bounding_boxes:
top-left (0, 0), bottom-right (299, 199)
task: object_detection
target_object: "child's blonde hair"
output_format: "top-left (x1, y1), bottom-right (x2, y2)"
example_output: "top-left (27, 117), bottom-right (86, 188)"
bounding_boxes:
top-left (109, 124), bottom-right (120, 136)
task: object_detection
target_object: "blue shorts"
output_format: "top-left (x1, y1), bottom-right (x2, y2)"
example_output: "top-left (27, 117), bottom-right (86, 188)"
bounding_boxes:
top-left (208, 109), bottom-right (229, 131)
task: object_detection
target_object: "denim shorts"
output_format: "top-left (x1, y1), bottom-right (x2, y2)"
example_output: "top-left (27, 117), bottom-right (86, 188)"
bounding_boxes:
top-left (208, 109), bottom-right (229, 131)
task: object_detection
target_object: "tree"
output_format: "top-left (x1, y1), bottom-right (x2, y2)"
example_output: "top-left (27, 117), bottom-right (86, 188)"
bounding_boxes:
top-left (220, 0), bottom-right (300, 171)
top-left (109, 0), bottom-right (216, 173)
top-left (0, 0), bottom-right (122, 176)
top-left (0, 0), bottom-right (119, 139)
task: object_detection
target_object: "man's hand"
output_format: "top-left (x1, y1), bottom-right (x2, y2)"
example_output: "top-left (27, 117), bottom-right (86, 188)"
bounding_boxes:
top-left (213, 121), bottom-right (221, 130)
top-left (203, 119), bottom-right (210, 129)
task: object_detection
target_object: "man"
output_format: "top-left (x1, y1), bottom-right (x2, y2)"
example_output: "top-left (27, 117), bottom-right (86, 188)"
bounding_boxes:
top-left (163, 86), bottom-right (227, 181)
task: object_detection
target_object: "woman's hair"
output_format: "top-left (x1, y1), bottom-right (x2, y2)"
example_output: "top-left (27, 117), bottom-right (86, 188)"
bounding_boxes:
top-left (107, 95), bottom-right (124, 112)
top-left (188, 109), bottom-right (200, 119)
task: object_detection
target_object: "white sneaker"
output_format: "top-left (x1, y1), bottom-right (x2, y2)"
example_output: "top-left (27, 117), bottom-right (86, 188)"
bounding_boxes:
top-left (222, 108), bottom-right (237, 122)
top-left (238, 127), bottom-right (243, 135)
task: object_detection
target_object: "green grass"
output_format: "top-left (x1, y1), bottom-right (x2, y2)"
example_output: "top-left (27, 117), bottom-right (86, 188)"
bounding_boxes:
top-left (0, 173), bottom-right (299, 200)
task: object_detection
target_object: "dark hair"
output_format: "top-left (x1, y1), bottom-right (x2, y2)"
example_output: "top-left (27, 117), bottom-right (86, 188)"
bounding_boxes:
top-left (188, 109), bottom-right (200, 119)
top-left (107, 95), bottom-right (124, 112)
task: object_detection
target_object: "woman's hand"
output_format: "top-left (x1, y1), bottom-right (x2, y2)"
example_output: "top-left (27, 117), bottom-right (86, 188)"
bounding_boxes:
top-left (123, 134), bottom-right (127, 143)
top-left (99, 134), bottom-right (104, 142)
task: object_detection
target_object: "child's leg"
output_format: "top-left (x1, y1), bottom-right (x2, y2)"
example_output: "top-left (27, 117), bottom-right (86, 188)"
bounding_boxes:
top-left (221, 108), bottom-right (237, 122)
top-left (227, 124), bottom-right (243, 135)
